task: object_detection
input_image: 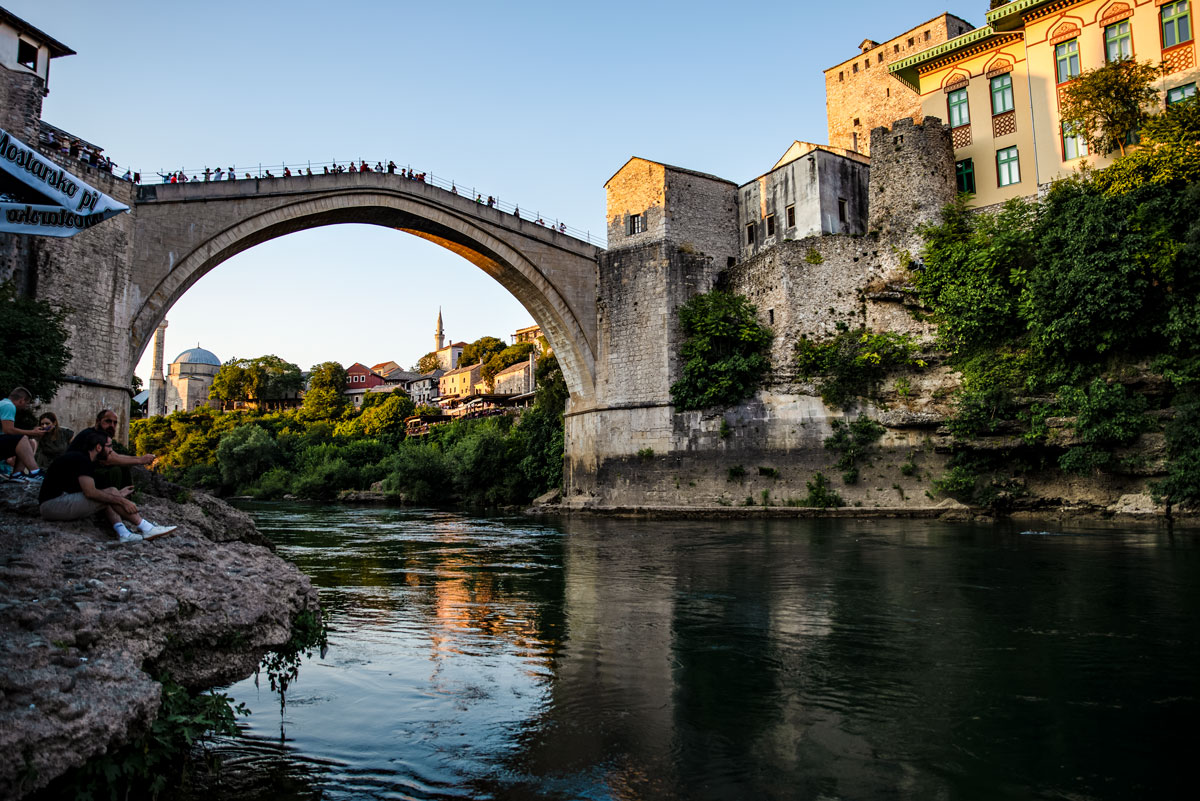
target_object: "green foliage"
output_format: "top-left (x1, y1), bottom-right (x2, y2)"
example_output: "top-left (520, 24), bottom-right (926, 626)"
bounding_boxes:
top-left (1152, 396), bottom-right (1200, 508)
top-left (216, 425), bottom-right (280, 487)
top-left (805, 247), bottom-right (824, 264)
top-left (459, 336), bottom-right (506, 368)
top-left (480, 342), bottom-right (536, 389)
top-left (335, 390), bottom-right (414, 440)
top-left (209, 355), bottom-right (302, 405)
top-left (915, 197), bottom-right (1036, 358)
top-left (1056, 378), bottom-right (1149, 474)
top-left (416, 351), bottom-right (440, 373)
top-left (0, 281), bottom-right (72, 402)
top-left (719, 418), bottom-right (732, 439)
top-left (299, 361), bottom-right (348, 421)
top-left (757, 466), bottom-right (778, 479)
top-left (636, 447), bottom-right (654, 460)
top-left (795, 327), bottom-right (924, 407)
top-left (800, 472), bottom-right (844, 508)
top-left (824, 417), bottom-right (885, 484)
top-left (727, 464), bottom-right (746, 481)
top-left (1058, 58), bottom-right (1162, 157)
top-left (670, 290), bottom-right (773, 410)
top-left (260, 609), bottom-right (328, 709)
top-left (50, 675), bottom-right (249, 799)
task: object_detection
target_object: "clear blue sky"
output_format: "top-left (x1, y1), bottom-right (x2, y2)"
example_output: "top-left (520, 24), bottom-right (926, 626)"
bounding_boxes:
top-left (8, 0), bottom-right (980, 381)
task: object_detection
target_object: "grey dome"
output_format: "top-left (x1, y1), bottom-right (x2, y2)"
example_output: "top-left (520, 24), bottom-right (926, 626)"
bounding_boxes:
top-left (173, 346), bottom-right (220, 366)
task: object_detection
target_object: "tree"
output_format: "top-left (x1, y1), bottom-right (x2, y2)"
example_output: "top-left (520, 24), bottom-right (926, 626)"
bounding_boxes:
top-left (210, 355), bottom-right (302, 406)
top-left (1059, 59), bottom-right (1161, 157)
top-left (669, 290), bottom-right (774, 410)
top-left (0, 281), bottom-right (72, 402)
top-left (416, 352), bottom-right (440, 373)
top-left (299, 361), bottom-right (348, 421)
top-left (459, 336), bottom-right (505, 368)
top-left (481, 342), bottom-right (536, 389)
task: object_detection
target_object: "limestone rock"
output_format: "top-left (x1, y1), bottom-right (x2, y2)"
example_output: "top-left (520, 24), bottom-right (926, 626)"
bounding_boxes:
top-left (0, 486), bottom-right (317, 798)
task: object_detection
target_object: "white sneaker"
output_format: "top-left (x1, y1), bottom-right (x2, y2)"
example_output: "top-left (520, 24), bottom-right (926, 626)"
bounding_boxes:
top-left (118, 530), bottom-right (144, 543)
top-left (141, 524), bottom-right (177, 541)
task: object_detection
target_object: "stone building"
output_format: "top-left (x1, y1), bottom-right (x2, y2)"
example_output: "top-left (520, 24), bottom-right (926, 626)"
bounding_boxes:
top-left (738, 142), bottom-right (870, 260)
top-left (825, 13), bottom-right (975, 155)
top-left (511, 324), bottom-right (542, 346)
top-left (890, 0), bottom-right (1198, 206)
top-left (604, 158), bottom-right (738, 268)
top-left (494, 357), bottom-right (535, 396)
top-left (165, 346), bottom-right (220, 413)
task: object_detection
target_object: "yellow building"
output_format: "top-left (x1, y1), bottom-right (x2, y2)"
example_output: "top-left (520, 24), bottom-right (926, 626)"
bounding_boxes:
top-left (890, 0), bottom-right (1197, 206)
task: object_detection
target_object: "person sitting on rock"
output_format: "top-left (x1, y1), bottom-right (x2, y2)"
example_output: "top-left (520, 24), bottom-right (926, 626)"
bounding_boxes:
top-left (39, 431), bottom-right (176, 543)
top-left (33, 411), bottom-right (73, 471)
top-left (69, 409), bottom-right (156, 489)
top-left (1, 387), bottom-right (47, 482)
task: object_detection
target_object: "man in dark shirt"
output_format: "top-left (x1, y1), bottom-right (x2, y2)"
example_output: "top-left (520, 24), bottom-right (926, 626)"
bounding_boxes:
top-left (40, 430), bottom-right (176, 543)
top-left (69, 408), bottom-right (156, 489)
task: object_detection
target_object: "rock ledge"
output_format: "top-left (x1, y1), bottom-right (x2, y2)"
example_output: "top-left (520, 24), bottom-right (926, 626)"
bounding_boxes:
top-left (0, 477), bottom-right (318, 798)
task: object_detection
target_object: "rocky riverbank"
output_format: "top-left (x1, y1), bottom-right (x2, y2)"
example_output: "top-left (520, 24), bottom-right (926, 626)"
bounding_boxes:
top-left (0, 470), bottom-right (319, 798)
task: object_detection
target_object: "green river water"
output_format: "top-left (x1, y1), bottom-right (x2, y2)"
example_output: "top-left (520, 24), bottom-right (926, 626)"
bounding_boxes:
top-left (182, 503), bottom-right (1196, 800)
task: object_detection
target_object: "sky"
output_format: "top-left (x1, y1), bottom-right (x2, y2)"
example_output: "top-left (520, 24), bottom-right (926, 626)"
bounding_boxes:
top-left (9, 0), bottom-right (981, 382)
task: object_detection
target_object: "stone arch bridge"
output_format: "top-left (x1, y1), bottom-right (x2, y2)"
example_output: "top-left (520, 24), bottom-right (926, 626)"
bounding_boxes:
top-left (130, 172), bottom-right (603, 405)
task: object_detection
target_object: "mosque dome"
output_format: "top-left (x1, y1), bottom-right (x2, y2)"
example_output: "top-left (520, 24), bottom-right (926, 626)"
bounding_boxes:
top-left (172, 346), bottom-right (221, 366)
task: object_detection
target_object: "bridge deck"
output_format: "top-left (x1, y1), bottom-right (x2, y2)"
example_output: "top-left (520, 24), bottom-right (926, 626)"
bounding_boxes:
top-left (135, 172), bottom-right (604, 254)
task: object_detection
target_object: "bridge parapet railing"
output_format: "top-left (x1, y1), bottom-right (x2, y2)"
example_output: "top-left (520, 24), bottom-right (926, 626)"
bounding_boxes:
top-left (141, 159), bottom-right (606, 248)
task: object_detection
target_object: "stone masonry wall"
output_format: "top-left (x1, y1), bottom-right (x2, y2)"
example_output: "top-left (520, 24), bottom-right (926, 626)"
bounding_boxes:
top-left (824, 13), bottom-right (973, 156)
top-left (605, 159), bottom-right (667, 248)
top-left (0, 58), bottom-right (139, 437)
top-left (663, 169), bottom-right (737, 268)
top-left (0, 65), bottom-right (45, 296)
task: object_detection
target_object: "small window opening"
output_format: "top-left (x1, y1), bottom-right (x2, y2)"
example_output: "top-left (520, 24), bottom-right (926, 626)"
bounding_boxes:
top-left (852, 132), bottom-right (859, 151)
top-left (17, 40), bottom-right (37, 71)
top-left (786, 204), bottom-right (795, 228)
top-left (853, 117), bottom-right (860, 126)
top-left (768, 309), bottom-right (775, 325)
top-left (894, 43), bottom-right (900, 53)
top-left (628, 213), bottom-right (644, 235)
top-left (924, 30), bottom-right (931, 41)
top-left (853, 63), bottom-right (859, 73)
top-left (766, 214), bottom-right (775, 236)
top-left (839, 71), bottom-right (844, 82)
top-left (838, 198), bottom-right (848, 224)
top-left (908, 37), bottom-right (915, 46)
top-left (746, 223), bottom-right (755, 246)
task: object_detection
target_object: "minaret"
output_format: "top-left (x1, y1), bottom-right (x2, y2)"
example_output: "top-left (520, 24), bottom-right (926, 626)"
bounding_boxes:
top-left (148, 320), bottom-right (168, 417)
top-left (435, 307), bottom-right (445, 352)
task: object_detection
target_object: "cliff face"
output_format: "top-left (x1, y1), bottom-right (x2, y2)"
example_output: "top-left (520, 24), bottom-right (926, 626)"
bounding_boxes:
top-left (0, 475), bottom-right (319, 798)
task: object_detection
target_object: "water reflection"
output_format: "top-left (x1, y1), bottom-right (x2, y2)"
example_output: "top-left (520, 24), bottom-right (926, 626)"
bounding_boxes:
top-left (196, 505), bottom-right (1197, 801)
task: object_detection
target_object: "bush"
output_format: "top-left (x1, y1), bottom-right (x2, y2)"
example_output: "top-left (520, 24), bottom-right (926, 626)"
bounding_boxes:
top-left (801, 472), bottom-right (844, 508)
top-left (216, 425), bottom-right (280, 489)
top-left (796, 327), bottom-right (923, 408)
top-left (825, 417), bottom-right (885, 484)
top-left (670, 290), bottom-right (773, 410)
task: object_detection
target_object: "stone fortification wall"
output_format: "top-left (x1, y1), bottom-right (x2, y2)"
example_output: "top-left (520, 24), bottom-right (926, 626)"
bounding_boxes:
top-left (726, 236), bottom-right (935, 381)
top-left (0, 63), bottom-right (139, 438)
top-left (867, 116), bottom-right (956, 253)
top-left (606, 158), bottom-right (667, 248)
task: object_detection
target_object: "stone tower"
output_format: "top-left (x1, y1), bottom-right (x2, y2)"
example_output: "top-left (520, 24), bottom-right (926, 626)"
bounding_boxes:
top-left (867, 116), bottom-right (956, 252)
top-left (147, 320), bottom-right (168, 417)
top-left (435, 307), bottom-right (444, 352)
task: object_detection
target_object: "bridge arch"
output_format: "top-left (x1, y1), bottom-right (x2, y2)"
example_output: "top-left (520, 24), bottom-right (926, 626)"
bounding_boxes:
top-left (130, 182), bottom-right (600, 404)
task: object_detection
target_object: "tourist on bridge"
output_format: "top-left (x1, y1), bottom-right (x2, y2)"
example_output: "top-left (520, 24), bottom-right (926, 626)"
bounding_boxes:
top-left (39, 430), bottom-right (176, 543)
top-left (121, 169), bottom-right (131, 181)
top-left (203, 167), bottom-right (212, 181)
top-left (375, 162), bottom-right (384, 173)
top-left (387, 160), bottom-right (396, 174)
top-left (213, 167), bottom-right (224, 181)
top-left (1, 387), bottom-right (46, 482)
top-left (283, 167), bottom-right (291, 177)
top-left (487, 196), bottom-right (494, 208)
top-left (476, 194), bottom-right (484, 204)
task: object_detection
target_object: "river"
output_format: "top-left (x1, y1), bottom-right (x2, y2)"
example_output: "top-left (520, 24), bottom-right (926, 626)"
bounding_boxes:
top-left (185, 503), bottom-right (1196, 800)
